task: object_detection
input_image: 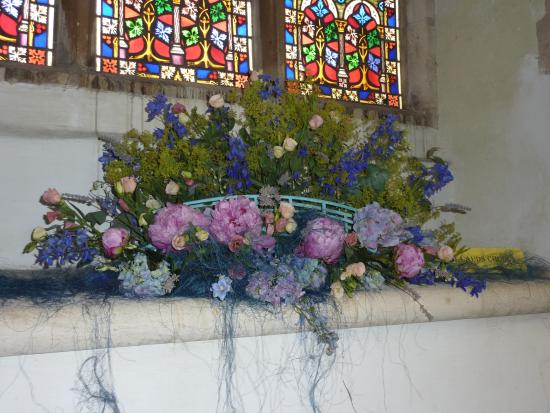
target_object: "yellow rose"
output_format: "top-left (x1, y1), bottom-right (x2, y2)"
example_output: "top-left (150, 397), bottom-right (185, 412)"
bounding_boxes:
top-left (285, 219), bottom-right (298, 234)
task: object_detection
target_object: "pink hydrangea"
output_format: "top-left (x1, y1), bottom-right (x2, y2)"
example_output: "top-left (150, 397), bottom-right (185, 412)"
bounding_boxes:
top-left (296, 217), bottom-right (345, 264)
top-left (394, 244), bottom-right (425, 278)
top-left (209, 197), bottom-right (263, 245)
top-left (148, 204), bottom-right (211, 252)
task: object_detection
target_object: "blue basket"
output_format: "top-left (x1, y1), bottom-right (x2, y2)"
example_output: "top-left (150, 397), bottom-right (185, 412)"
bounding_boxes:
top-left (184, 195), bottom-right (357, 230)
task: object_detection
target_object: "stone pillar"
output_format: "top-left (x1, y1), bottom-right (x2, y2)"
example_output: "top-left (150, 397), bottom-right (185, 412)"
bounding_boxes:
top-left (118, 0), bottom-right (128, 59)
top-left (296, 11), bottom-right (305, 81)
top-left (18, 0), bottom-right (30, 47)
top-left (171, 0), bottom-right (185, 65)
top-left (336, 19), bottom-right (348, 88)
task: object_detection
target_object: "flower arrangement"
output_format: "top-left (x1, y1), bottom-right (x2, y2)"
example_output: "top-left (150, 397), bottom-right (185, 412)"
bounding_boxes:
top-left (25, 75), bottom-right (485, 353)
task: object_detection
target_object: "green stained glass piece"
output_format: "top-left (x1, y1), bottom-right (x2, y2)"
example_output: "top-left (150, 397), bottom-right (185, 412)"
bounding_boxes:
top-left (183, 27), bottom-right (199, 46)
top-left (303, 45), bottom-right (317, 63)
top-left (346, 52), bottom-right (359, 70)
top-left (210, 2), bottom-right (226, 23)
top-left (126, 18), bottom-right (144, 39)
top-left (367, 30), bottom-right (381, 48)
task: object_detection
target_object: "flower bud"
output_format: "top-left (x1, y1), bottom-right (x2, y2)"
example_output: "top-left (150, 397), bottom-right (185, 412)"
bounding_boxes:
top-left (273, 146), bottom-right (285, 159)
top-left (145, 197), bottom-right (162, 210)
top-left (41, 188), bottom-right (62, 205)
top-left (138, 213), bottom-right (148, 227)
top-left (114, 181), bottom-right (124, 195)
top-left (279, 202), bottom-right (295, 219)
top-left (171, 235), bottom-right (187, 251)
top-left (120, 176), bottom-right (137, 194)
top-left (196, 228), bottom-right (209, 242)
top-left (32, 227), bottom-right (47, 241)
top-left (437, 245), bottom-right (455, 262)
top-left (330, 281), bottom-right (344, 300)
top-left (285, 218), bottom-right (298, 234)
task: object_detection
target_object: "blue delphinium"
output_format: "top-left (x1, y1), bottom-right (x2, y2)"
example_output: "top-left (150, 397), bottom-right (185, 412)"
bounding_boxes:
top-left (408, 268), bottom-right (486, 297)
top-left (225, 136), bottom-right (252, 194)
top-left (258, 74), bottom-right (283, 100)
top-left (368, 114), bottom-right (404, 159)
top-left (118, 253), bottom-right (174, 298)
top-left (36, 230), bottom-right (98, 268)
top-left (211, 276), bottom-right (233, 301)
top-left (145, 94), bottom-right (168, 122)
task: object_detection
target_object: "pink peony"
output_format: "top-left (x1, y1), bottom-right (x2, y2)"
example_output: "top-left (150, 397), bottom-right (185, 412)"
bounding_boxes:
top-left (102, 227), bottom-right (129, 257)
top-left (148, 204), bottom-right (211, 252)
top-left (394, 244), bottom-right (425, 278)
top-left (41, 188), bottom-right (61, 205)
top-left (209, 197), bottom-right (263, 245)
top-left (296, 217), bottom-right (345, 264)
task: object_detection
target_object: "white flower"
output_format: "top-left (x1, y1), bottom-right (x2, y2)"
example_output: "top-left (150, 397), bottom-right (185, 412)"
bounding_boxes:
top-left (30, 4), bottom-right (48, 24)
top-left (283, 137), bottom-right (298, 152)
top-left (8, 46), bottom-right (26, 63)
top-left (325, 48), bottom-right (338, 67)
top-left (182, 0), bottom-right (197, 20)
top-left (1, 0), bottom-right (23, 18)
top-left (210, 28), bottom-right (227, 49)
top-left (120, 60), bottom-right (136, 75)
top-left (161, 65), bottom-right (176, 80)
top-left (232, 0), bottom-right (246, 15)
top-left (234, 38), bottom-right (247, 53)
top-left (165, 181), bottom-right (180, 196)
top-left (32, 227), bottom-right (47, 241)
top-left (145, 197), bottom-right (162, 210)
top-left (286, 45), bottom-right (297, 60)
top-left (209, 94), bottom-right (225, 108)
top-left (181, 68), bottom-right (195, 82)
top-left (102, 18), bottom-right (118, 35)
top-left (285, 219), bottom-right (298, 234)
top-left (330, 282), bottom-right (345, 300)
top-left (155, 21), bottom-right (173, 43)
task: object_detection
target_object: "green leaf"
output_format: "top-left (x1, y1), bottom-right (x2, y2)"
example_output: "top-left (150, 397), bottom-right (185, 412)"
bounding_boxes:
top-left (363, 165), bottom-right (389, 192)
top-left (23, 241), bottom-right (37, 254)
top-left (85, 211), bottom-right (108, 226)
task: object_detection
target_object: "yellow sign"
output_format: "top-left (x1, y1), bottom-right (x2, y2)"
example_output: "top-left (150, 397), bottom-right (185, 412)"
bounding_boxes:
top-left (457, 248), bottom-right (527, 272)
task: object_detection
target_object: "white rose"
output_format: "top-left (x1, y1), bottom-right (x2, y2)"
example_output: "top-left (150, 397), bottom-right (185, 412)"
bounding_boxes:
top-left (165, 181), bottom-right (180, 196)
top-left (330, 281), bottom-right (345, 300)
top-left (273, 146), bottom-right (285, 159)
top-left (283, 137), bottom-right (298, 152)
top-left (209, 94), bottom-right (225, 108)
top-left (145, 197), bottom-right (162, 210)
top-left (196, 229), bottom-right (210, 242)
top-left (32, 227), bottom-right (47, 241)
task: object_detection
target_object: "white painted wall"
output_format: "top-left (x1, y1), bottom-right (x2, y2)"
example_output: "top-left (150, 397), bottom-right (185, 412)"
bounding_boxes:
top-left (1, 314), bottom-right (549, 413)
top-left (436, 0), bottom-right (550, 258)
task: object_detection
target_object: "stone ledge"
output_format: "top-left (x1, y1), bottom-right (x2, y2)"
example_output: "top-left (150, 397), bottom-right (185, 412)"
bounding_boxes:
top-left (1, 279), bottom-right (549, 358)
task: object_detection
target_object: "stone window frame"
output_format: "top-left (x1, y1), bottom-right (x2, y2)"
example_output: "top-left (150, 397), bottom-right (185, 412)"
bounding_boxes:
top-left (0, 0), bottom-right (438, 126)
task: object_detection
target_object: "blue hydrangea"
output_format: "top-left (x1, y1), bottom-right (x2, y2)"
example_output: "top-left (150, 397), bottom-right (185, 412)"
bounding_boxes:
top-left (118, 253), bottom-right (173, 298)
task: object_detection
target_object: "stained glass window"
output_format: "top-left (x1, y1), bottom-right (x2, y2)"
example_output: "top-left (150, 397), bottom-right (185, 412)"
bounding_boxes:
top-left (96, 0), bottom-right (252, 87)
top-left (284, 0), bottom-right (401, 108)
top-left (0, 0), bottom-right (55, 66)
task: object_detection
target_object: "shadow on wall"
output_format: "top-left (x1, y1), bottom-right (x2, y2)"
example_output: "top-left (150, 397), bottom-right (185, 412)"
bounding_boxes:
top-left (537, 0), bottom-right (550, 74)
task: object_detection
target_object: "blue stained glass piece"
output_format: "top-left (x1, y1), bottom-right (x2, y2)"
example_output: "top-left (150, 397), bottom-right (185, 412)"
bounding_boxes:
top-left (359, 91), bottom-right (370, 100)
top-left (33, 32), bottom-right (47, 48)
top-left (286, 65), bottom-right (295, 80)
top-left (285, 30), bottom-right (294, 45)
top-left (285, 0), bottom-right (293, 7)
top-left (388, 47), bottom-right (397, 60)
top-left (239, 60), bottom-right (249, 73)
top-left (145, 63), bottom-right (160, 74)
top-left (101, 43), bottom-right (113, 58)
top-left (390, 82), bottom-right (399, 94)
top-left (102, 2), bottom-right (114, 17)
top-left (378, 1), bottom-right (385, 11)
top-left (353, 5), bottom-right (371, 25)
top-left (319, 85), bottom-right (331, 96)
top-left (388, 15), bottom-right (396, 27)
top-left (197, 69), bottom-right (211, 79)
top-left (36, 0), bottom-right (49, 3)
top-left (237, 24), bottom-right (247, 36)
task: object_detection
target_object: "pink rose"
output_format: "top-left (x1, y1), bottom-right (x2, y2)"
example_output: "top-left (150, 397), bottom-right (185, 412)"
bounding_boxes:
top-left (309, 114), bottom-right (324, 130)
top-left (41, 188), bottom-right (61, 205)
top-left (345, 232), bottom-right (359, 247)
top-left (340, 262), bottom-right (366, 280)
top-left (229, 235), bottom-right (245, 253)
top-left (149, 204), bottom-right (211, 252)
top-left (172, 103), bottom-right (186, 114)
top-left (266, 224), bottom-right (275, 236)
top-left (102, 227), bottom-right (129, 258)
top-left (394, 244), bottom-right (425, 278)
top-left (438, 245), bottom-right (455, 262)
top-left (118, 198), bottom-right (130, 212)
top-left (263, 211), bottom-right (275, 225)
top-left (296, 217), bottom-right (345, 264)
top-left (171, 235), bottom-right (187, 251)
top-left (279, 202), bottom-right (295, 219)
top-left (275, 218), bottom-right (288, 233)
top-left (45, 211), bottom-right (61, 224)
top-left (64, 221), bottom-right (78, 229)
top-left (120, 176), bottom-right (137, 194)
top-left (423, 245), bottom-right (438, 256)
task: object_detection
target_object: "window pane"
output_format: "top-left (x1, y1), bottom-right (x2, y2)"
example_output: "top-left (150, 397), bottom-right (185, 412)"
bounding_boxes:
top-left (0, 0), bottom-right (55, 66)
top-left (96, 0), bottom-right (252, 88)
top-left (285, 0), bottom-right (401, 108)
